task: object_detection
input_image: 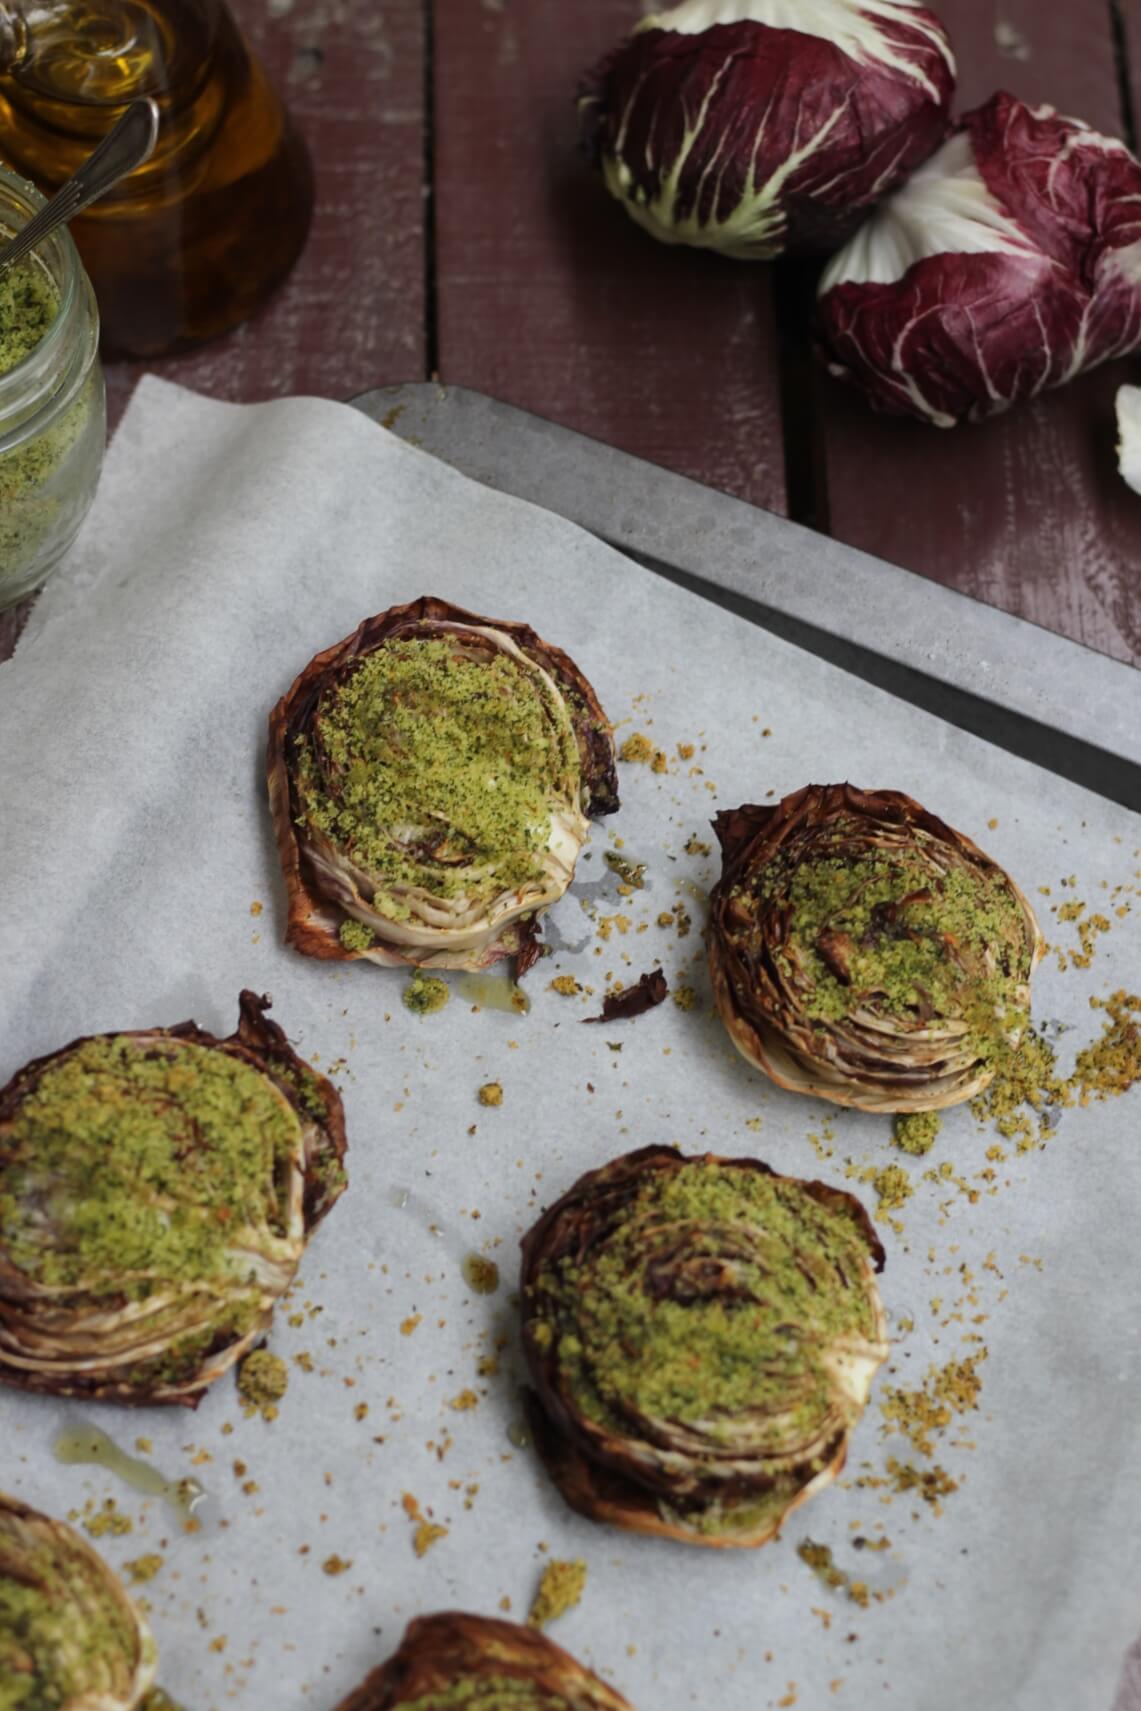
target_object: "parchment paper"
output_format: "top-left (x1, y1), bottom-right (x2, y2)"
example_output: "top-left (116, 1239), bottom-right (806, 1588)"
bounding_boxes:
top-left (2, 376), bottom-right (1140, 1711)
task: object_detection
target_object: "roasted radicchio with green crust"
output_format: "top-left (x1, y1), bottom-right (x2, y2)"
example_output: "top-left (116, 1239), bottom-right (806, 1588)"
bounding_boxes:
top-left (268, 596), bottom-right (619, 976)
top-left (0, 1492), bottom-right (158, 1709)
top-left (708, 784), bottom-right (1044, 1112)
top-left (521, 1146), bottom-right (888, 1548)
top-left (580, 0), bottom-right (955, 260)
top-left (335, 1611), bottom-right (635, 1711)
top-left (0, 992), bottom-right (347, 1407)
top-left (817, 93), bottom-right (1141, 424)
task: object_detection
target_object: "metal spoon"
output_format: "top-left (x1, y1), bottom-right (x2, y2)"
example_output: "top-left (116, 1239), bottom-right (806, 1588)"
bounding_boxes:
top-left (0, 97), bottom-right (159, 278)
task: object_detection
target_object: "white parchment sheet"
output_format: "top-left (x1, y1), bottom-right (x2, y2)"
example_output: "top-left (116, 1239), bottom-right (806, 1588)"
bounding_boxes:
top-left (2, 377), bottom-right (1140, 1711)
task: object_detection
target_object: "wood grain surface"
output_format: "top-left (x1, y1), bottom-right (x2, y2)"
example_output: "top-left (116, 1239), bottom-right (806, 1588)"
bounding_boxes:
top-left (3, 0), bottom-right (1140, 671)
top-left (102, 0), bottom-right (427, 426)
top-left (432, 0), bottom-right (789, 518)
top-left (816, 0), bottom-right (1141, 666)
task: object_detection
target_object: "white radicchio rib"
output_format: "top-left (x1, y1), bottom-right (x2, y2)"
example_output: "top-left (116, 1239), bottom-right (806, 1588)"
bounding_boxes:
top-left (580, 0), bottom-right (955, 260)
top-left (1117, 385), bottom-right (1141, 495)
top-left (817, 92), bottom-right (1141, 425)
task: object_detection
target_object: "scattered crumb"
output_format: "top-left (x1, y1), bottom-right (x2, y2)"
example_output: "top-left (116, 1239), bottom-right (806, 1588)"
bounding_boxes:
top-left (82, 1500), bottom-right (133, 1539)
top-left (448, 1389), bottom-right (480, 1412)
top-left (892, 1110), bottom-right (941, 1156)
top-left (122, 1554), bottom-right (164, 1584)
top-left (400, 1315), bottom-right (422, 1337)
top-left (403, 972), bottom-right (449, 1016)
top-left (236, 1350), bottom-right (288, 1422)
top-left (886, 1457), bottom-right (959, 1508)
top-left (528, 1558), bottom-right (587, 1629)
top-left (549, 976), bottom-right (581, 997)
top-left (478, 1082), bottom-right (503, 1107)
top-left (401, 1492), bottom-right (448, 1557)
top-left (881, 1352), bottom-right (987, 1457)
top-left (604, 851), bottom-right (647, 888)
top-left (797, 1542), bottom-right (869, 1608)
top-left (321, 1554), bottom-right (352, 1577)
top-left (618, 732), bottom-right (654, 764)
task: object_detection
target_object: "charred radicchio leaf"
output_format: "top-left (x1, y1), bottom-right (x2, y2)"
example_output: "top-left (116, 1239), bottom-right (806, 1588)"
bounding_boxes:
top-left (817, 93), bottom-right (1141, 424)
top-left (0, 992), bottom-right (347, 1407)
top-left (0, 1492), bottom-right (158, 1709)
top-left (268, 596), bottom-right (619, 976)
top-left (580, 0), bottom-right (955, 260)
top-left (707, 784), bottom-right (1044, 1112)
top-left (521, 1145), bottom-right (887, 1548)
top-left (335, 1611), bottom-right (635, 1711)
top-left (583, 968), bottom-right (669, 1023)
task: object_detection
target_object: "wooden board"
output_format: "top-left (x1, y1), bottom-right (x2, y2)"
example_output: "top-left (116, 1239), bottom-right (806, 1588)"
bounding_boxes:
top-left (99, 0), bottom-right (427, 426)
top-left (5, 0), bottom-right (1141, 671)
top-left (816, 0), bottom-right (1141, 666)
top-left (431, 0), bottom-right (789, 518)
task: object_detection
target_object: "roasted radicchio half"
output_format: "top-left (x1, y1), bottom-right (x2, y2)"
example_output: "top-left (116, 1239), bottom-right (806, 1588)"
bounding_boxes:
top-left (335, 1611), bottom-right (635, 1711)
top-left (0, 1493), bottom-right (158, 1709)
top-left (708, 784), bottom-right (1044, 1112)
top-left (580, 0), bottom-right (955, 259)
top-left (817, 92), bottom-right (1141, 424)
top-left (268, 596), bottom-right (619, 976)
top-left (521, 1145), bottom-right (888, 1548)
top-left (0, 993), bottom-right (347, 1407)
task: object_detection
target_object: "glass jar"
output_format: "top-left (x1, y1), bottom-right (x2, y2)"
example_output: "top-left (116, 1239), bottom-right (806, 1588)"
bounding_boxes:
top-left (0, 164), bottom-right (104, 609)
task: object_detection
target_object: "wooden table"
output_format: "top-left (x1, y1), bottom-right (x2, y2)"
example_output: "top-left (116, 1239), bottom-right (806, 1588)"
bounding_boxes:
top-left (5, 0), bottom-right (1141, 666)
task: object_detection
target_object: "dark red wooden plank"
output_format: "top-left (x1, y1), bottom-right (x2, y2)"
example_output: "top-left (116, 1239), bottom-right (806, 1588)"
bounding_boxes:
top-left (100, 0), bottom-right (426, 424)
top-left (818, 0), bottom-right (1141, 666)
top-left (432, 0), bottom-right (788, 518)
top-left (1, 0), bottom-right (425, 661)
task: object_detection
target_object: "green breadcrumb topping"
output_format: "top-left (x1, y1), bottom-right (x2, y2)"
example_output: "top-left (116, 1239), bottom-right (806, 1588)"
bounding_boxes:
top-left (294, 638), bottom-right (579, 904)
top-left (533, 1161), bottom-right (879, 1439)
top-left (764, 837), bottom-right (1029, 1055)
top-left (0, 1037), bottom-right (303, 1291)
top-left (338, 919), bottom-right (376, 951)
top-left (0, 1533), bottom-right (141, 1711)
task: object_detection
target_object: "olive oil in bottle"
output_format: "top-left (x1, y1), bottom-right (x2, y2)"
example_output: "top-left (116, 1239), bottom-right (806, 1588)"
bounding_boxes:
top-left (0, 0), bottom-right (313, 357)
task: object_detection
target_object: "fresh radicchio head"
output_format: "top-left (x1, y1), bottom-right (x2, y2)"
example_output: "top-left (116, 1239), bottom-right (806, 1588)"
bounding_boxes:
top-left (520, 1145), bottom-right (888, 1548)
top-left (335, 1611), bottom-right (635, 1711)
top-left (707, 784), bottom-right (1044, 1112)
top-left (0, 1494), bottom-right (159, 1709)
top-left (268, 596), bottom-right (619, 977)
top-left (817, 92), bottom-right (1141, 424)
top-left (580, 0), bottom-right (955, 259)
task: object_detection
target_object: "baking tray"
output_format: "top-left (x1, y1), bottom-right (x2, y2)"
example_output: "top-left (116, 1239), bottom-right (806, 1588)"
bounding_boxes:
top-left (2, 377), bottom-right (1140, 1711)
top-left (353, 384), bottom-right (1141, 811)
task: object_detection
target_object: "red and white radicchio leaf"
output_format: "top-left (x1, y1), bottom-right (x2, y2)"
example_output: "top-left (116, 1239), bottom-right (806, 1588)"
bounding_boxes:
top-left (1117, 386), bottom-right (1141, 495)
top-left (580, 0), bottom-right (955, 260)
top-left (816, 93), bottom-right (1141, 425)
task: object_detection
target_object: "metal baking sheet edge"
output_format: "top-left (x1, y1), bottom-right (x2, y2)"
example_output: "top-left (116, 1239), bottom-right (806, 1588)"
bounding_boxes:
top-left (351, 384), bottom-right (1141, 811)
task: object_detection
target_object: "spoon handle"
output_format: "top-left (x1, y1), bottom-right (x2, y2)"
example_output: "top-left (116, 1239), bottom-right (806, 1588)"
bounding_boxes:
top-left (0, 98), bottom-right (159, 277)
